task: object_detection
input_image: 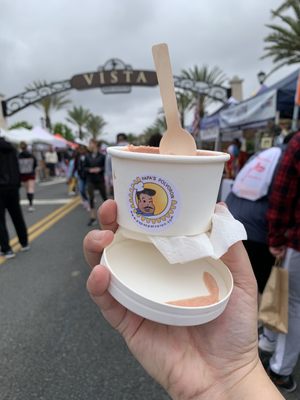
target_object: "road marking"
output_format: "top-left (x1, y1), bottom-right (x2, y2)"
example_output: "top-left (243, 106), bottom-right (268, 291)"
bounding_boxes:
top-left (10, 197), bottom-right (81, 246)
top-left (0, 196), bottom-right (81, 265)
top-left (38, 177), bottom-right (66, 186)
top-left (21, 198), bottom-right (75, 205)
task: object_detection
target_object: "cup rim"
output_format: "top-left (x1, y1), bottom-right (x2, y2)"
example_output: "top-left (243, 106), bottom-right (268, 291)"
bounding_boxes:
top-left (107, 146), bottom-right (230, 164)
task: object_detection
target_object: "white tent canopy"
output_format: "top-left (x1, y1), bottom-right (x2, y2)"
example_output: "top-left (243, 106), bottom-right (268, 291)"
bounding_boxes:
top-left (31, 127), bottom-right (67, 148)
top-left (1, 126), bottom-right (67, 149)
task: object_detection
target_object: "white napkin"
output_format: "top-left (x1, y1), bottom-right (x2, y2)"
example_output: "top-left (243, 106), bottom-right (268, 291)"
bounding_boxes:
top-left (118, 204), bottom-right (247, 264)
top-left (149, 204), bottom-right (247, 264)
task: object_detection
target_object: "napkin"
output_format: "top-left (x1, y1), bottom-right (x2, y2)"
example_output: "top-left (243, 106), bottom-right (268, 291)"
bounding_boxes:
top-left (150, 204), bottom-right (247, 264)
top-left (119, 204), bottom-right (247, 264)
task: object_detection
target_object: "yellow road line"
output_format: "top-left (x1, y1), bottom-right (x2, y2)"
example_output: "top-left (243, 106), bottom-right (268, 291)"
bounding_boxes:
top-left (9, 197), bottom-right (80, 247)
top-left (0, 197), bottom-right (81, 264)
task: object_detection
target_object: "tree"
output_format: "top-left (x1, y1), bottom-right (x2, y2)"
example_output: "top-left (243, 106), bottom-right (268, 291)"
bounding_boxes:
top-left (180, 65), bottom-right (226, 137)
top-left (25, 80), bottom-right (71, 131)
top-left (9, 121), bottom-right (33, 130)
top-left (141, 116), bottom-right (167, 144)
top-left (176, 90), bottom-right (193, 127)
top-left (262, 0), bottom-right (300, 72)
top-left (67, 106), bottom-right (91, 139)
top-left (53, 122), bottom-right (74, 141)
top-left (85, 114), bottom-right (107, 139)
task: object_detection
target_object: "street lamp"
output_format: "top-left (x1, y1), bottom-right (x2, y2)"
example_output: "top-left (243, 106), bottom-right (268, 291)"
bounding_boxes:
top-left (257, 71), bottom-right (267, 85)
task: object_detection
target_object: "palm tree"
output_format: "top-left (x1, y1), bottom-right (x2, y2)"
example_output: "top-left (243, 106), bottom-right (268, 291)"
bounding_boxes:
top-left (153, 116), bottom-right (167, 132)
top-left (67, 106), bottom-right (91, 139)
top-left (141, 116), bottom-right (167, 144)
top-left (53, 122), bottom-right (74, 141)
top-left (176, 90), bottom-right (193, 127)
top-left (180, 65), bottom-right (226, 136)
top-left (85, 114), bottom-right (107, 139)
top-left (26, 80), bottom-right (71, 131)
top-left (262, 0), bottom-right (300, 73)
top-left (9, 121), bottom-right (33, 130)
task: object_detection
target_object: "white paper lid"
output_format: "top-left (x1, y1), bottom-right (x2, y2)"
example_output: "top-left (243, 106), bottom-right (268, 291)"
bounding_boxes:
top-left (101, 231), bottom-right (233, 326)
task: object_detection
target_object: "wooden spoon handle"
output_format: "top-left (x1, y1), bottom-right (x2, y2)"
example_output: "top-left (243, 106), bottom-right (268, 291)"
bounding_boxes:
top-left (152, 43), bottom-right (181, 131)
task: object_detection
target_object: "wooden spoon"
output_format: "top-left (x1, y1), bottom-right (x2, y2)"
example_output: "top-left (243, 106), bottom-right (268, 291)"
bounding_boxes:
top-left (152, 43), bottom-right (197, 156)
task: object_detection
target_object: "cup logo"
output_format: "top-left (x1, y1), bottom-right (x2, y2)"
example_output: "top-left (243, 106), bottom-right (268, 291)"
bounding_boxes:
top-left (129, 175), bottom-right (178, 231)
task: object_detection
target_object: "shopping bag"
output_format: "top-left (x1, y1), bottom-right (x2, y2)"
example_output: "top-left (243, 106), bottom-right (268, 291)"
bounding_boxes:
top-left (258, 258), bottom-right (289, 334)
top-left (232, 147), bottom-right (282, 200)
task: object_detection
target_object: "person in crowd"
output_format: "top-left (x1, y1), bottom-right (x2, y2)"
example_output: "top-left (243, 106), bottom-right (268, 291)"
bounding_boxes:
top-left (85, 139), bottom-right (107, 226)
top-left (273, 122), bottom-right (290, 147)
top-left (83, 200), bottom-right (284, 399)
top-left (18, 141), bottom-right (37, 212)
top-left (237, 140), bottom-right (249, 171)
top-left (75, 145), bottom-right (89, 210)
top-left (0, 135), bottom-right (29, 259)
top-left (105, 133), bottom-right (129, 197)
top-left (66, 150), bottom-right (77, 196)
top-left (225, 138), bottom-right (241, 179)
top-left (258, 131), bottom-right (300, 393)
top-left (44, 145), bottom-right (58, 177)
top-left (57, 150), bottom-right (67, 177)
top-left (147, 132), bottom-right (162, 147)
top-left (226, 147), bottom-right (281, 297)
top-left (226, 133), bottom-right (295, 297)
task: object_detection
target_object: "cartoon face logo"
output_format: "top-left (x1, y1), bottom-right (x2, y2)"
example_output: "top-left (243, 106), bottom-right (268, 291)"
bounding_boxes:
top-left (136, 188), bottom-right (156, 215)
top-left (129, 175), bottom-right (178, 231)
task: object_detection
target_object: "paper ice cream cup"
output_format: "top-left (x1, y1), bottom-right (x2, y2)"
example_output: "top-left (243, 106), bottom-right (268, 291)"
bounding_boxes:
top-left (108, 146), bottom-right (230, 236)
top-left (101, 231), bottom-right (233, 326)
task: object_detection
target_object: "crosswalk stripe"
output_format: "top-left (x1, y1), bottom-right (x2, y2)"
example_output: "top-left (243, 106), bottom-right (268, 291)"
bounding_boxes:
top-left (21, 198), bottom-right (75, 205)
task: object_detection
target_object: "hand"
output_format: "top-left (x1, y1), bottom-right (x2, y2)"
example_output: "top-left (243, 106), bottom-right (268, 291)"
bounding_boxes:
top-left (84, 200), bottom-right (282, 400)
top-left (269, 246), bottom-right (286, 258)
top-left (89, 167), bottom-right (101, 173)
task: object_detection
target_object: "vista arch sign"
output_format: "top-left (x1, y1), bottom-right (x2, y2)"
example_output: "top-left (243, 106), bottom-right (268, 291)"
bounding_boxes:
top-left (1, 58), bottom-right (231, 118)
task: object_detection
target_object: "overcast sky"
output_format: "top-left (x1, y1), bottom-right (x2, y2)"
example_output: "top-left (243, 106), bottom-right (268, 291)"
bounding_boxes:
top-left (0, 0), bottom-right (297, 142)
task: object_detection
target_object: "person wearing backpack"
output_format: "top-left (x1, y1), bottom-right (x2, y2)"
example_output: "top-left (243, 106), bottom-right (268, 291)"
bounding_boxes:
top-left (18, 141), bottom-right (37, 212)
top-left (226, 146), bottom-right (281, 295)
top-left (0, 135), bottom-right (29, 258)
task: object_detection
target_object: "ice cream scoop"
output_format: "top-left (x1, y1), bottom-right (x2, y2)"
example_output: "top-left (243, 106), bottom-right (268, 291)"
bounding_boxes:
top-left (152, 43), bottom-right (197, 156)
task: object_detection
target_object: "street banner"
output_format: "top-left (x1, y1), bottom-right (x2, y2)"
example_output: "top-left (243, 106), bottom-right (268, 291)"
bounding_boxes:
top-left (219, 89), bottom-right (277, 130)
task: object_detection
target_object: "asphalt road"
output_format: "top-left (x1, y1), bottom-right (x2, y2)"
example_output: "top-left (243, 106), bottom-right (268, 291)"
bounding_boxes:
top-left (0, 180), bottom-right (170, 400)
top-left (0, 179), bottom-right (299, 399)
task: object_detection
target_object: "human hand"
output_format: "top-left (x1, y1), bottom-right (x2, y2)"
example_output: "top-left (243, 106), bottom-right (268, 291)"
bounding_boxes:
top-left (89, 167), bottom-right (101, 173)
top-left (84, 200), bottom-right (282, 400)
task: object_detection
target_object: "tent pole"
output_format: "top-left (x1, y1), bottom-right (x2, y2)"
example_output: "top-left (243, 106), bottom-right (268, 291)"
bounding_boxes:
top-left (214, 129), bottom-right (222, 151)
top-left (291, 105), bottom-right (299, 132)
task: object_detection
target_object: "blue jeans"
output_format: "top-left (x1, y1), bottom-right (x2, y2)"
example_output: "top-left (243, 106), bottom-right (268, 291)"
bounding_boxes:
top-left (78, 178), bottom-right (88, 201)
top-left (263, 248), bottom-right (300, 375)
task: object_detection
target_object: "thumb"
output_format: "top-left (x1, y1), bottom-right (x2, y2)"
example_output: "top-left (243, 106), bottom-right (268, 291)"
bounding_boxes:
top-left (221, 241), bottom-right (257, 296)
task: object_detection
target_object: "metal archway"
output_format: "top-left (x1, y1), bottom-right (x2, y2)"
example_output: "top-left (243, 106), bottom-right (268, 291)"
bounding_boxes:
top-left (1, 58), bottom-right (231, 117)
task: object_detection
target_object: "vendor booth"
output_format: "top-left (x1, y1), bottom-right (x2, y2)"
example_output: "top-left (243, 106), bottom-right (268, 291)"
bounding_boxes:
top-left (200, 68), bottom-right (300, 150)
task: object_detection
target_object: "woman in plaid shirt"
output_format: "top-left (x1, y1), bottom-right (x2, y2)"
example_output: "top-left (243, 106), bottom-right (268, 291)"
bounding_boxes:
top-left (259, 131), bottom-right (300, 392)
